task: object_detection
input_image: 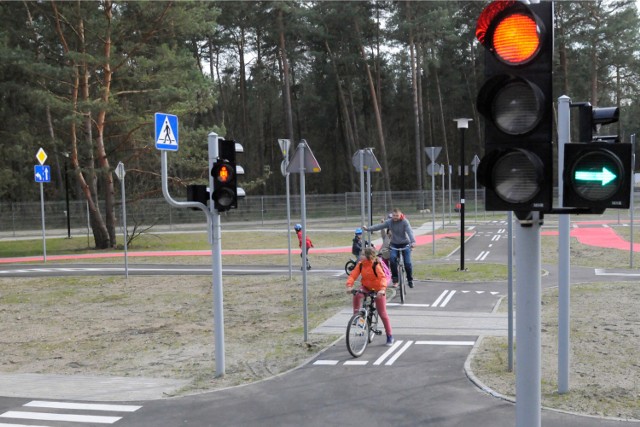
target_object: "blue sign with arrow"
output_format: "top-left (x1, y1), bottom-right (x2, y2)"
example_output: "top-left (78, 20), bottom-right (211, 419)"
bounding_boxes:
top-left (34, 165), bottom-right (51, 183)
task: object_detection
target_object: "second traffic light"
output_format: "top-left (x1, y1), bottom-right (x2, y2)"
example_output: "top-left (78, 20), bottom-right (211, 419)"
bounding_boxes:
top-left (563, 104), bottom-right (632, 211)
top-left (475, 0), bottom-right (554, 213)
top-left (563, 143), bottom-right (632, 210)
top-left (211, 139), bottom-right (244, 212)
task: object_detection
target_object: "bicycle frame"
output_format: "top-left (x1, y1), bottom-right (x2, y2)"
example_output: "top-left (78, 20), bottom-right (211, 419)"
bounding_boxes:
top-left (346, 289), bottom-right (381, 357)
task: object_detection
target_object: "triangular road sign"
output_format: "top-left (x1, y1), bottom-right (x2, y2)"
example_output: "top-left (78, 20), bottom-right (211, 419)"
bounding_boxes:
top-left (352, 148), bottom-right (382, 172)
top-left (425, 146), bottom-right (442, 162)
top-left (287, 141), bottom-right (321, 174)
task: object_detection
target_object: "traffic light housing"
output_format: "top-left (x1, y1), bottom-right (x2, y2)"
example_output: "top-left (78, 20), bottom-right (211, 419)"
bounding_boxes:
top-left (211, 139), bottom-right (244, 212)
top-left (186, 184), bottom-right (209, 210)
top-left (475, 1), bottom-right (554, 213)
top-left (563, 105), bottom-right (632, 210)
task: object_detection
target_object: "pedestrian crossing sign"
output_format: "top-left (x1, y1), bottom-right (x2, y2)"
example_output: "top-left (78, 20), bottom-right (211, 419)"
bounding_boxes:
top-left (155, 113), bottom-right (179, 151)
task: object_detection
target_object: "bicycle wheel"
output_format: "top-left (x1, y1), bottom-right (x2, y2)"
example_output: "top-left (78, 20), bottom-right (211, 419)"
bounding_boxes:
top-left (398, 264), bottom-right (406, 304)
top-left (368, 311), bottom-right (379, 343)
top-left (346, 312), bottom-right (369, 357)
top-left (344, 260), bottom-right (356, 275)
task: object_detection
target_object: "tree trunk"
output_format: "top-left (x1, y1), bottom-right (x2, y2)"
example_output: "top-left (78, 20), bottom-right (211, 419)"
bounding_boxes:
top-left (409, 22), bottom-right (422, 191)
top-left (325, 40), bottom-right (357, 191)
top-left (94, 0), bottom-right (117, 248)
top-left (51, 1), bottom-right (111, 249)
top-left (434, 61), bottom-right (450, 172)
top-left (354, 20), bottom-right (392, 195)
top-left (238, 27), bottom-right (248, 140)
top-left (278, 8), bottom-right (295, 148)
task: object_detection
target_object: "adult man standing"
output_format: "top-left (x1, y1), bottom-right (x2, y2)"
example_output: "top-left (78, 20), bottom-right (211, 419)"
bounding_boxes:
top-left (364, 208), bottom-right (416, 288)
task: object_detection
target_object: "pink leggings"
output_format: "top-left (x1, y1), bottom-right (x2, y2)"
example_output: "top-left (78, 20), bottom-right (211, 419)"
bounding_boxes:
top-left (352, 287), bottom-right (392, 336)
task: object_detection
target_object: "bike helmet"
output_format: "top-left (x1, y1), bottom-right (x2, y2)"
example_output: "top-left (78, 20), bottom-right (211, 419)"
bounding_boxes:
top-left (294, 224), bottom-right (302, 231)
top-left (355, 228), bottom-right (363, 235)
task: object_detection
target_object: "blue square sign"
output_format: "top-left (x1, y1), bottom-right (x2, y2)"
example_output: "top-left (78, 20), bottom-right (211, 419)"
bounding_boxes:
top-left (155, 113), bottom-right (179, 151)
top-left (35, 165), bottom-right (51, 183)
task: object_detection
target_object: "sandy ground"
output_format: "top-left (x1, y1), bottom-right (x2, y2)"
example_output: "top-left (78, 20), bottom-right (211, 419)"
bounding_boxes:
top-left (470, 281), bottom-right (640, 421)
top-left (0, 274), bottom-right (344, 395)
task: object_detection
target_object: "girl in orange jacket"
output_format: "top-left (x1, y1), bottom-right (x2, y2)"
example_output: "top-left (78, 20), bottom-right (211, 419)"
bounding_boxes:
top-left (346, 247), bottom-right (394, 346)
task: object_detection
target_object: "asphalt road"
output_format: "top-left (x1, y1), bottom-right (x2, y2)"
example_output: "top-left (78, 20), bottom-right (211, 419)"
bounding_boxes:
top-left (0, 220), bottom-right (637, 426)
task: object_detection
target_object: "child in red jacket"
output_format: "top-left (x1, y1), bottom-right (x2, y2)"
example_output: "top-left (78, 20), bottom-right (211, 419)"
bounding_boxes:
top-left (294, 223), bottom-right (313, 270)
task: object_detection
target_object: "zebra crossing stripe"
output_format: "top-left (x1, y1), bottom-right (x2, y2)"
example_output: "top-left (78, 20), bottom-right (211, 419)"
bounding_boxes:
top-left (0, 411), bottom-right (120, 424)
top-left (385, 341), bottom-right (413, 365)
top-left (24, 401), bottom-right (141, 412)
top-left (373, 340), bottom-right (404, 365)
top-left (432, 290), bottom-right (456, 308)
top-left (0, 423), bottom-right (50, 427)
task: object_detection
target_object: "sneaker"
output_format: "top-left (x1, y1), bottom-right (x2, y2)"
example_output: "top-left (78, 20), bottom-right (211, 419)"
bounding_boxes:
top-left (392, 282), bottom-right (399, 288)
top-left (408, 281), bottom-right (414, 288)
top-left (386, 335), bottom-right (394, 346)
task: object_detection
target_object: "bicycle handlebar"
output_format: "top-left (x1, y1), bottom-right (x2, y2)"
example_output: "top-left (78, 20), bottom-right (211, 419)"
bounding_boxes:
top-left (351, 289), bottom-right (379, 297)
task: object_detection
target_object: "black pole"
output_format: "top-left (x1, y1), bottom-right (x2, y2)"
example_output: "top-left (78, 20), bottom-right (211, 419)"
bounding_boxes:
top-left (460, 127), bottom-right (465, 271)
top-left (64, 159), bottom-right (71, 238)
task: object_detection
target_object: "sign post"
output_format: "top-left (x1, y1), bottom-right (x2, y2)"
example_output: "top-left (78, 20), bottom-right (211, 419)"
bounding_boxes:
top-left (115, 162), bottom-right (128, 278)
top-left (278, 139), bottom-right (293, 279)
top-left (352, 148), bottom-right (382, 244)
top-left (287, 140), bottom-right (321, 342)
top-left (425, 147), bottom-right (442, 255)
top-left (35, 148), bottom-right (50, 262)
top-left (471, 154), bottom-right (481, 221)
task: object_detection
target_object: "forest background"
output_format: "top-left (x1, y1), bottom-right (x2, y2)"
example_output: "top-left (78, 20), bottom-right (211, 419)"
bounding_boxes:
top-left (1, 0), bottom-right (639, 249)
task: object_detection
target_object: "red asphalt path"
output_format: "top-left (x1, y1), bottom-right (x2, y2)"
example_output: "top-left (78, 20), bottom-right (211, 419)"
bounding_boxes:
top-left (1, 226), bottom-right (636, 264)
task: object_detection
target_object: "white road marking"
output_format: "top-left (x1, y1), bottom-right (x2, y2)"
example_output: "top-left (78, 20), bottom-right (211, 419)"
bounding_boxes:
top-left (431, 290), bottom-right (449, 307)
top-left (0, 423), bottom-right (51, 427)
top-left (491, 235), bottom-right (500, 241)
top-left (385, 341), bottom-right (413, 365)
top-left (440, 290), bottom-right (456, 308)
top-left (415, 340), bottom-right (475, 346)
top-left (25, 401), bottom-right (141, 412)
top-left (0, 412), bottom-right (120, 424)
top-left (594, 268), bottom-right (640, 277)
top-left (373, 340), bottom-right (404, 366)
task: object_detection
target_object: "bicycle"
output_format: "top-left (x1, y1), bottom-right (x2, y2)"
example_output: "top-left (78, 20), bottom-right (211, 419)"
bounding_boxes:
top-left (346, 289), bottom-right (382, 357)
top-left (345, 243), bottom-right (375, 275)
top-left (394, 245), bottom-right (411, 305)
top-left (344, 257), bottom-right (357, 275)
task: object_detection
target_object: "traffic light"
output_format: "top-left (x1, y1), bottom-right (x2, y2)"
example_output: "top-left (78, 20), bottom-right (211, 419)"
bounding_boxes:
top-left (186, 184), bottom-right (209, 210)
top-left (211, 139), bottom-right (245, 212)
top-left (563, 105), bottom-right (632, 210)
top-left (475, 1), bottom-right (554, 213)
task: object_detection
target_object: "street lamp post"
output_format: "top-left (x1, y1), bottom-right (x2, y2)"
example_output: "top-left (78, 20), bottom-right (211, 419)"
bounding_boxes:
top-left (454, 118), bottom-right (472, 271)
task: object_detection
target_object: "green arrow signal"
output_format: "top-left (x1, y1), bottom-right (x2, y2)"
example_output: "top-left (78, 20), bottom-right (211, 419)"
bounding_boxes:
top-left (575, 167), bottom-right (617, 186)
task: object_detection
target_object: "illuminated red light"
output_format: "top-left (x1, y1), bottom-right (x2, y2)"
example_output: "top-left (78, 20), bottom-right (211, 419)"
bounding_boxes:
top-left (494, 13), bottom-right (540, 64)
top-left (476, 1), bottom-right (541, 65)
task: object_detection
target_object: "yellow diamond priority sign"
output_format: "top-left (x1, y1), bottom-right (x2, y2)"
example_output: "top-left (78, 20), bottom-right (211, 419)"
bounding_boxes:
top-left (36, 148), bottom-right (47, 165)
